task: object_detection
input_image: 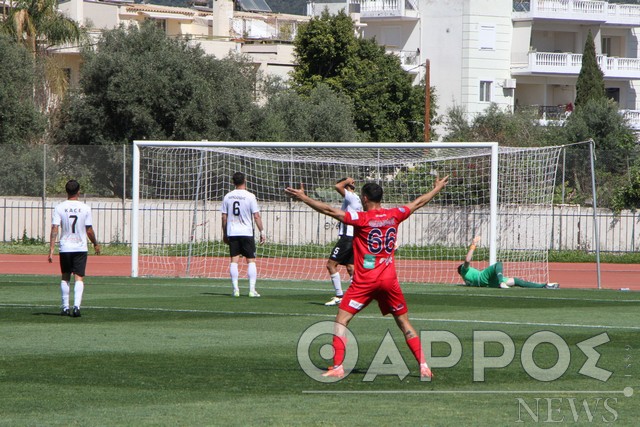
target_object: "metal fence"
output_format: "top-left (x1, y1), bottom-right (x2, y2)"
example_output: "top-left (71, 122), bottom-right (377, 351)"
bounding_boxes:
top-left (1, 144), bottom-right (638, 252)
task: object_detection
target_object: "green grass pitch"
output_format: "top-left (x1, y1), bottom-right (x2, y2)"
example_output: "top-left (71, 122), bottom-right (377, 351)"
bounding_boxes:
top-left (1, 276), bottom-right (638, 426)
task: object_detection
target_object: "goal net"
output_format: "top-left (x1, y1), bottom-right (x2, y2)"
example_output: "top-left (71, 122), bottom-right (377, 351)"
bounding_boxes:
top-left (132, 141), bottom-right (562, 285)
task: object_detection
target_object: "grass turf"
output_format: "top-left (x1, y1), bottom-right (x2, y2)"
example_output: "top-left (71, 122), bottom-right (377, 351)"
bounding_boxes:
top-left (0, 276), bottom-right (638, 426)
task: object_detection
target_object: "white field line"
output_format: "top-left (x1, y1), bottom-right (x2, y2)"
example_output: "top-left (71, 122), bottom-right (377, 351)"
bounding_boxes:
top-left (2, 303), bottom-right (640, 330)
top-left (15, 279), bottom-right (635, 304)
top-left (302, 388), bottom-right (635, 396)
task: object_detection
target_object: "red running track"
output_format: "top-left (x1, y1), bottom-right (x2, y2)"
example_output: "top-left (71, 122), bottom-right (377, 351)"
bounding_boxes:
top-left (1, 254), bottom-right (637, 291)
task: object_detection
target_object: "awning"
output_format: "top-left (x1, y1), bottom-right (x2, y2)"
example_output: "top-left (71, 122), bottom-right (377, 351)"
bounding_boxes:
top-left (140, 11), bottom-right (194, 21)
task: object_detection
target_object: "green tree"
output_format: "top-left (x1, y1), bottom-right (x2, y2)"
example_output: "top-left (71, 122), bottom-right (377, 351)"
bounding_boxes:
top-left (0, 35), bottom-right (47, 195)
top-left (612, 159), bottom-right (640, 212)
top-left (292, 10), bottom-right (430, 142)
top-left (1, 0), bottom-right (84, 112)
top-left (256, 84), bottom-right (359, 142)
top-left (1, 0), bottom-right (81, 55)
top-left (51, 23), bottom-right (259, 196)
top-left (443, 103), bottom-right (549, 147)
top-left (53, 23), bottom-right (258, 145)
top-left (575, 30), bottom-right (605, 108)
top-left (0, 34), bottom-right (44, 145)
top-left (549, 98), bottom-right (637, 209)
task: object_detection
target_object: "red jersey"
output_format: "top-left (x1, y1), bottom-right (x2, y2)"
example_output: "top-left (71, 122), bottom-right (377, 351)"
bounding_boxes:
top-left (343, 206), bottom-right (411, 285)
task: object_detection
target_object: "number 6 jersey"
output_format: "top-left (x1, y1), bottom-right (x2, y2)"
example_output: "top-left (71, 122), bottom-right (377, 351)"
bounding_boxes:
top-left (221, 189), bottom-right (260, 237)
top-left (52, 200), bottom-right (94, 253)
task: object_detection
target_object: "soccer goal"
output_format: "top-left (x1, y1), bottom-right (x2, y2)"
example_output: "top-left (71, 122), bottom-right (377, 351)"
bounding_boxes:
top-left (131, 141), bottom-right (562, 285)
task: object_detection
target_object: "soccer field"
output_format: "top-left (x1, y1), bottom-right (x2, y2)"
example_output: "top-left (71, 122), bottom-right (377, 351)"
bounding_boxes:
top-left (1, 276), bottom-right (638, 426)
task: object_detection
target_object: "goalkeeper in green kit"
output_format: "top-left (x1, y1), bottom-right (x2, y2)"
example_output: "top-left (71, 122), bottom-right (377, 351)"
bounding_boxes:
top-left (457, 236), bottom-right (559, 289)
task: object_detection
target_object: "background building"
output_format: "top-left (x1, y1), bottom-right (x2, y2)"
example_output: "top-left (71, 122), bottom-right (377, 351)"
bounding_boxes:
top-left (309, 0), bottom-right (640, 130)
top-left (56, 0), bottom-right (308, 86)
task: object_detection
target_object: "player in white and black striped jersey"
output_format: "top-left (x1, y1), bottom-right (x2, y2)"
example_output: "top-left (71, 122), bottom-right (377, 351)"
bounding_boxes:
top-left (325, 177), bottom-right (363, 306)
top-left (221, 172), bottom-right (265, 298)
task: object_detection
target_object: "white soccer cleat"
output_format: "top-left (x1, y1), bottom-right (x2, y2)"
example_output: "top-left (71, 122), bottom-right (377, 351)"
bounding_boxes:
top-left (324, 296), bottom-right (342, 306)
top-left (248, 291), bottom-right (261, 298)
top-left (420, 363), bottom-right (433, 379)
top-left (232, 289), bottom-right (240, 297)
top-left (322, 365), bottom-right (345, 378)
top-left (545, 282), bottom-right (560, 289)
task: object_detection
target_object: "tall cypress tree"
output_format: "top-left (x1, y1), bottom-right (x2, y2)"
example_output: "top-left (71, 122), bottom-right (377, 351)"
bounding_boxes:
top-left (575, 29), bottom-right (605, 107)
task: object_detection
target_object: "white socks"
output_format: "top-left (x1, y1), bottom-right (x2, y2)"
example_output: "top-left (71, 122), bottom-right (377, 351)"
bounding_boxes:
top-left (61, 280), bottom-right (84, 308)
top-left (331, 272), bottom-right (343, 297)
top-left (248, 262), bottom-right (257, 293)
top-left (230, 262), bottom-right (239, 292)
top-left (230, 262), bottom-right (259, 293)
top-left (74, 281), bottom-right (84, 308)
top-left (60, 280), bottom-right (70, 308)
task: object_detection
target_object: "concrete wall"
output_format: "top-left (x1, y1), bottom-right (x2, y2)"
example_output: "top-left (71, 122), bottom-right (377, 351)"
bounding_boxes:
top-left (4, 197), bottom-right (639, 253)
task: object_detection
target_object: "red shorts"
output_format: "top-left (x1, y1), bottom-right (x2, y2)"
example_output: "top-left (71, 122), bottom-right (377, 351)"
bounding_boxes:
top-left (338, 278), bottom-right (408, 316)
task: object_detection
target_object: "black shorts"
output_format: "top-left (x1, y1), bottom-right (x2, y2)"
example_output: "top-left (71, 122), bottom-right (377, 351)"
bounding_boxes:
top-left (228, 236), bottom-right (257, 259)
top-left (328, 236), bottom-right (354, 265)
top-left (59, 252), bottom-right (88, 276)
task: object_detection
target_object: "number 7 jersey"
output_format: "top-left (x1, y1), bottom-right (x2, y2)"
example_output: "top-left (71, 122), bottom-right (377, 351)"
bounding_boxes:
top-left (52, 200), bottom-right (94, 253)
top-left (343, 206), bottom-right (411, 285)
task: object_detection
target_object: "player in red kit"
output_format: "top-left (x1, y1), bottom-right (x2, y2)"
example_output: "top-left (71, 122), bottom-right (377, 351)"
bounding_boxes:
top-left (285, 175), bottom-right (448, 379)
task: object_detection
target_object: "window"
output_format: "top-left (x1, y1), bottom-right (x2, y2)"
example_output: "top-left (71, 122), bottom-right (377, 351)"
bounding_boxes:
top-left (380, 26), bottom-right (402, 48)
top-left (63, 68), bottom-right (71, 84)
top-left (154, 19), bottom-right (167, 33)
top-left (605, 88), bottom-right (620, 104)
top-left (602, 37), bottom-right (612, 56)
top-left (479, 24), bottom-right (496, 51)
top-left (480, 81), bottom-right (492, 102)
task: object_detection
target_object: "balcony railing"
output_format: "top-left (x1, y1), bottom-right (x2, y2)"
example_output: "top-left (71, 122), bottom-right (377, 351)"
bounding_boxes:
top-left (530, 106), bottom-right (640, 131)
top-left (513, 0), bottom-right (640, 24)
top-left (387, 48), bottom-right (421, 71)
top-left (622, 110), bottom-right (640, 130)
top-left (608, 3), bottom-right (640, 25)
top-left (514, 51), bottom-right (640, 79)
top-left (354, 0), bottom-right (420, 19)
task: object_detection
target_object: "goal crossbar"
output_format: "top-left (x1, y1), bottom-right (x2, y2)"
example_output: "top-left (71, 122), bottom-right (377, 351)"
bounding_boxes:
top-left (131, 141), bottom-right (500, 279)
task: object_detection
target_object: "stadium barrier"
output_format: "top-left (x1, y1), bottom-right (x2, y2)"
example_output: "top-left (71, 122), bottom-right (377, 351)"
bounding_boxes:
top-left (2, 197), bottom-right (639, 253)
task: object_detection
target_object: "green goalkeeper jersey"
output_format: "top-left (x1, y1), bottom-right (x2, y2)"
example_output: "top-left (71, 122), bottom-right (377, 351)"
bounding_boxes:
top-left (459, 264), bottom-right (503, 288)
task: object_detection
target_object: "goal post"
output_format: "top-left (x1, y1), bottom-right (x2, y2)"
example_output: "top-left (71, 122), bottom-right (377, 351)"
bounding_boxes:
top-left (132, 141), bottom-right (560, 284)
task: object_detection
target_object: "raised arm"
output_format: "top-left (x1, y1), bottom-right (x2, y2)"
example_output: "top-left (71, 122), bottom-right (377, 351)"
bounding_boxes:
top-left (463, 236), bottom-right (481, 268)
top-left (334, 177), bottom-right (355, 198)
top-left (285, 183), bottom-right (346, 222)
top-left (405, 175), bottom-right (449, 214)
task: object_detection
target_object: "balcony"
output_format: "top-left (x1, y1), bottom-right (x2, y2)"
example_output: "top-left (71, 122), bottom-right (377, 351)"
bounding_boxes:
top-left (354, 0), bottom-right (420, 20)
top-left (387, 48), bottom-right (421, 72)
top-left (622, 110), bottom-right (640, 130)
top-left (512, 51), bottom-right (640, 79)
top-left (607, 3), bottom-right (640, 26)
top-left (513, 0), bottom-right (640, 25)
top-left (531, 106), bottom-right (640, 131)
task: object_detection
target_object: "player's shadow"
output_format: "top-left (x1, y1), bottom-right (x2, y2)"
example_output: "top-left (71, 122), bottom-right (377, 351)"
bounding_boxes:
top-left (32, 312), bottom-right (65, 316)
top-left (307, 302), bottom-right (331, 307)
top-left (201, 292), bottom-right (236, 297)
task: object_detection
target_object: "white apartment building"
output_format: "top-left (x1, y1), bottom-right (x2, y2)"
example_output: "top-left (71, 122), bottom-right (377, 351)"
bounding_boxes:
top-left (55, 0), bottom-right (308, 85)
top-left (309, 0), bottom-right (640, 130)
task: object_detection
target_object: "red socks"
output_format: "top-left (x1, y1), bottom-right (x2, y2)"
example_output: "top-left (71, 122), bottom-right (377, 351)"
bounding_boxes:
top-left (332, 335), bottom-right (347, 366)
top-left (333, 336), bottom-right (424, 366)
top-left (407, 336), bottom-right (425, 364)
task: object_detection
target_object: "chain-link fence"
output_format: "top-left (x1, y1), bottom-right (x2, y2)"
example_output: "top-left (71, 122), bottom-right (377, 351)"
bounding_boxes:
top-left (0, 144), bottom-right (638, 252)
